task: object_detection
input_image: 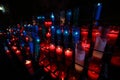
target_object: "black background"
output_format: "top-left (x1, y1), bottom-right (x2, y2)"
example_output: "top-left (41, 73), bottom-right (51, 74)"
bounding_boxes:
top-left (0, 0), bottom-right (120, 26)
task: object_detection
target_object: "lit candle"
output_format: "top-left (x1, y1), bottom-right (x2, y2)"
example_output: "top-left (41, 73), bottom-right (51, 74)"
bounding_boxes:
top-left (56, 46), bottom-right (63, 61)
top-left (107, 30), bottom-right (119, 45)
top-left (15, 50), bottom-right (23, 61)
top-left (4, 46), bottom-right (11, 58)
top-left (88, 58), bottom-right (101, 80)
top-left (50, 63), bottom-right (57, 72)
top-left (64, 48), bottom-right (73, 58)
top-left (25, 36), bottom-right (29, 42)
top-left (81, 40), bottom-right (90, 54)
top-left (44, 21), bottom-right (52, 28)
top-left (25, 60), bottom-right (32, 68)
top-left (81, 27), bottom-right (88, 40)
top-left (12, 46), bottom-right (17, 51)
top-left (59, 71), bottom-right (66, 80)
top-left (25, 60), bottom-right (34, 75)
top-left (51, 70), bottom-right (59, 79)
top-left (46, 32), bottom-right (51, 38)
top-left (43, 59), bottom-right (50, 72)
top-left (49, 43), bottom-right (56, 52)
top-left (44, 65), bottom-right (50, 72)
top-left (56, 46), bottom-right (63, 55)
top-left (92, 28), bottom-right (101, 42)
top-left (88, 70), bottom-right (99, 80)
top-left (15, 50), bottom-right (21, 55)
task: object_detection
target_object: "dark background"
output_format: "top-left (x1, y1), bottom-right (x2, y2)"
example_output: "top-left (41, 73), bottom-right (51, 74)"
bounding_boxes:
top-left (0, 0), bottom-right (120, 26)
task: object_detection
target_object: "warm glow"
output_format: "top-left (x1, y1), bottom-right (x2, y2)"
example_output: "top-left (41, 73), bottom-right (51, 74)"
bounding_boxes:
top-left (88, 70), bottom-right (99, 80)
top-left (64, 48), bottom-right (73, 58)
top-left (49, 44), bottom-right (56, 51)
top-left (44, 21), bottom-right (52, 27)
top-left (56, 46), bottom-right (63, 55)
top-left (81, 40), bottom-right (90, 53)
top-left (25, 60), bottom-right (32, 68)
top-left (46, 32), bottom-right (51, 38)
top-left (15, 50), bottom-right (21, 55)
top-left (92, 29), bottom-right (101, 42)
top-left (51, 64), bottom-right (57, 72)
top-left (25, 36), bottom-right (29, 41)
top-left (25, 60), bottom-right (31, 65)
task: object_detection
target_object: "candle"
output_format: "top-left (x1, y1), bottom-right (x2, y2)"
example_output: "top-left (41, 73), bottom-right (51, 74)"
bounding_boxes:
top-left (81, 40), bottom-right (90, 54)
top-left (50, 63), bottom-right (57, 72)
top-left (88, 70), bottom-right (99, 80)
top-left (25, 60), bottom-right (34, 75)
top-left (44, 65), bottom-right (50, 72)
top-left (11, 46), bottom-right (17, 51)
top-left (88, 58), bottom-right (101, 80)
top-left (25, 36), bottom-right (29, 42)
top-left (25, 60), bottom-right (32, 68)
top-left (81, 27), bottom-right (88, 40)
top-left (56, 46), bottom-right (63, 55)
top-left (51, 70), bottom-right (59, 79)
top-left (43, 59), bottom-right (50, 72)
top-left (49, 43), bottom-right (56, 52)
top-left (64, 48), bottom-right (73, 58)
top-left (46, 32), bottom-right (51, 38)
top-left (40, 42), bottom-right (46, 52)
top-left (107, 30), bottom-right (119, 45)
top-left (59, 71), bottom-right (66, 80)
top-left (44, 21), bottom-right (52, 28)
top-left (92, 28), bottom-right (101, 42)
top-left (15, 50), bottom-right (21, 55)
top-left (39, 54), bottom-right (46, 66)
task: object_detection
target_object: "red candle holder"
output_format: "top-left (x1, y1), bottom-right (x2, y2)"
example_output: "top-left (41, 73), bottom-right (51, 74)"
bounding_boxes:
top-left (56, 46), bottom-right (63, 55)
top-left (59, 71), bottom-right (66, 80)
top-left (39, 54), bottom-right (46, 66)
top-left (50, 63), bottom-right (57, 73)
top-left (64, 48), bottom-right (73, 66)
top-left (49, 43), bottom-right (56, 52)
top-left (81, 40), bottom-right (90, 54)
top-left (44, 21), bottom-right (52, 28)
top-left (40, 42), bottom-right (46, 52)
top-left (56, 46), bottom-right (63, 61)
top-left (25, 36), bottom-right (29, 42)
top-left (44, 64), bottom-right (50, 72)
top-left (81, 26), bottom-right (88, 40)
top-left (107, 27), bottom-right (119, 45)
top-left (43, 59), bottom-right (50, 72)
top-left (12, 46), bottom-right (17, 51)
top-left (88, 58), bottom-right (101, 80)
top-left (51, 70), bottom-right (59, 79)
top-left (25, 60), bottom-right (34, 75)
top-left (92, 28), bottom-right (101, 42)
top-left (64, 48), bottom-right (73, 59)
top-left (46, 32), bottom-right (51, 38)
top-left (25, 60), bottom-right (32, 68)
top-left (15, 50), bottom-right (21, 55)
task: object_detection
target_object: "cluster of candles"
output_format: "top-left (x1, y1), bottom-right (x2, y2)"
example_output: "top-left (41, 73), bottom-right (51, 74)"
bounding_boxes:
top-left (2, 12), bottom-right (120, 80)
